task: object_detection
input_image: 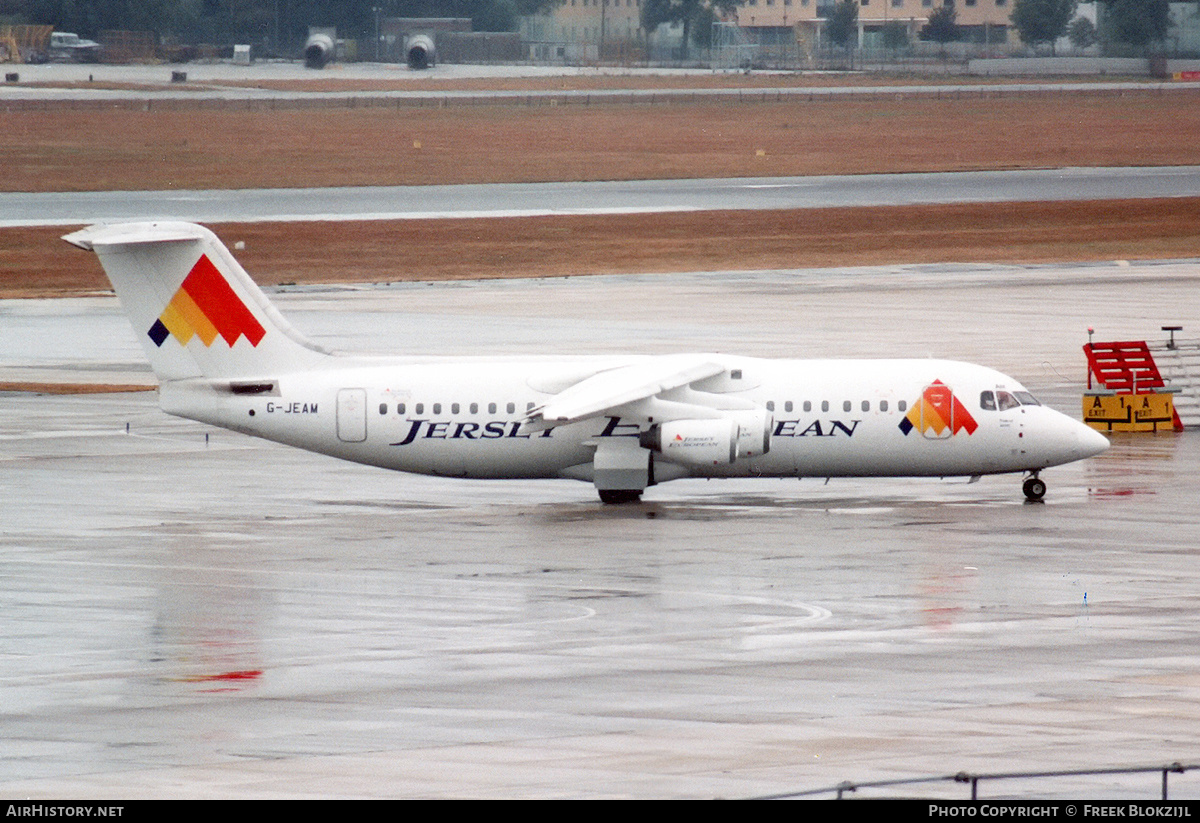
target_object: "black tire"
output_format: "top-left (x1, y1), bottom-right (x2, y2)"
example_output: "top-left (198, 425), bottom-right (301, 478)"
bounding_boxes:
top-left (598, 489), bottom-right (642, 504)
top-left (1023, 477), bottom-right (1047, 502)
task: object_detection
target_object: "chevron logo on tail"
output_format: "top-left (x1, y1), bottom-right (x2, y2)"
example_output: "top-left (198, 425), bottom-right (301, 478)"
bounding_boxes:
top-left (147, 254), bottom-right (266, 348)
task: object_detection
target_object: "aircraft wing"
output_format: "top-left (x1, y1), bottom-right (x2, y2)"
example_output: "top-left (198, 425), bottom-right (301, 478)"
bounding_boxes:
top-left (525, 355), bottom-right (726, 428)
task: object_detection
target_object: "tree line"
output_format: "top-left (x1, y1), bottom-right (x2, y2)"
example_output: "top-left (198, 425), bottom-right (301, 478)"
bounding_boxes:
top-left (1011, 0), bottom-right (1174, 52)
top-left (822, 0), bottom-right (1176, 54)
top-left (0, 0), bottom-right (558, 50)
top-left (0, 0), bottom-right (1186, 54)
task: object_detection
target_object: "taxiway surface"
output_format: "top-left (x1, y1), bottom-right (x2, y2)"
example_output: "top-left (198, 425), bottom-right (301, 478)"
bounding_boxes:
top-left (5, 166), bottom-right (1200, 227)
top-left (4, 60), bottom-right (1197, 105)
top-left (3, 261), bottom-right (1200, 798)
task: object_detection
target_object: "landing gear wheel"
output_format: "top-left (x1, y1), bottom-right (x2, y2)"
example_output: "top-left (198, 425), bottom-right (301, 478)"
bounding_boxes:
top-left (598, 489), bottom-right (643, 505)
top-left (1022, 475), bottom-right (1047, 502)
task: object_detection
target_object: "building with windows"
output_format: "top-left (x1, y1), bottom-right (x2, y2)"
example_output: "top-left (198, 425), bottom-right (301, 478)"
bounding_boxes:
top-left (735, 0), bottom-right (1015, 51)
top-left (520, 0), bottom-right (656, 61)
top-left (520, 0), bottom-right (1020, 62)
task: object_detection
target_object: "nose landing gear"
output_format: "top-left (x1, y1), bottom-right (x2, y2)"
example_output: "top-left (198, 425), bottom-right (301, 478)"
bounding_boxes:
top-left (1022, 473), bottom-right (1047, 502)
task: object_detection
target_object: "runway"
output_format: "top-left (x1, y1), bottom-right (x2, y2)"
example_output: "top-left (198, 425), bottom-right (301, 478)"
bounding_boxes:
top-left (3, 60), bottom-right (1197, 105)
top-left (3, 260), bottom-right (1200, 798)
top-left (4, 166), bottom-right (1200, 228)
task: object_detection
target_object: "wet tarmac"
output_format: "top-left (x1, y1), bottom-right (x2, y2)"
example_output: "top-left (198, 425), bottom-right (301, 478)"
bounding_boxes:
top-left (3, 261), bottom-right (1200, 798)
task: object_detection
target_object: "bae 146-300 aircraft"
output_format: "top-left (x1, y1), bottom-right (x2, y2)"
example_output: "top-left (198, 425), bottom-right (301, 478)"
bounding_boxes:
top-left (65, 221), bottom-right (1109, 504)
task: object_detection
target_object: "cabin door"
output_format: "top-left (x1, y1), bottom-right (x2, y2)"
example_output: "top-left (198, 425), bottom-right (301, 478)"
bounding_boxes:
top-left (337, 388), bottom-right (368, 442)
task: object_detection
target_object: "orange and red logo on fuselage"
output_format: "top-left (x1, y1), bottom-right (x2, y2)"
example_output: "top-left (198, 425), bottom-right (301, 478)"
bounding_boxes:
top-left (148, 254), bottom-right (265, 348)
top-left (899, 380), bottom-right (978, 437)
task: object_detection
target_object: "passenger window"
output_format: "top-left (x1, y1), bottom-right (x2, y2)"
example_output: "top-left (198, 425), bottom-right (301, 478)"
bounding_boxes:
top-left (379, 403), bottom-right (387, 415)
top-left (433, 403), bottom-right (442, 414)
top-left (785, 401), bottom-right (793, 412)
top-left (843, 400), bottom-right (852, 413)
top-left (470, 403), bottom-right (478, 414)
top-left (527, 402), bottom-right (535, 412)
top-left (488, 403), bottom-right (497, 414)
top-left (821, 401), bottom-right (829, 412)
top-left (416, 403), bottom-right (424, 414)
top-left (997, 391), bottom-right (1021, 411)
top-left (398, 403), bottom-right (406, 415)
top-left (803, 401), bottom-right (812, 412)
top-left (980, 391), bottom-right (997, 411)
top-left (880, 400), bottom-right (889, 412)
top-left (1015, 391), bottom-right (1041, 406)
top-left (898, 400), bottom-right (907, 412)
top-left (451, 403), bottom-right (460, 414)
top-left (506, 402), bottom-right (515, 414)
top-left (862, 400), bottom-right (870, 412)
top-left (766, 401), bottom-right (775, 411)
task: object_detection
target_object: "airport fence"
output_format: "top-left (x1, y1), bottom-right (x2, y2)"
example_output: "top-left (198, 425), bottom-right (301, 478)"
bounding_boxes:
top-left (752, 761), bottom-right (1200, 800)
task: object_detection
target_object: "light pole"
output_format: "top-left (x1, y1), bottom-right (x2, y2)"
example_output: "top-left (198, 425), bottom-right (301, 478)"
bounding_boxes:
top-left (600, 0), bottom-right (607, 62)
top-left (373, 6), bottom-right (381, 62)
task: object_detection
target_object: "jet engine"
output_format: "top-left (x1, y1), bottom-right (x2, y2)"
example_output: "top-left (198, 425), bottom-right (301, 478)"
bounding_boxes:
top-left (304, 32), bottom-right (334, 69)
top-left (727, 408), bottom-right (772, 459)
top-left (640, 419), bottom-right (739, 467)
top-left (405, 34), bottom-right (435, 70)
top-left (638, 407), bottom-right (772, 467)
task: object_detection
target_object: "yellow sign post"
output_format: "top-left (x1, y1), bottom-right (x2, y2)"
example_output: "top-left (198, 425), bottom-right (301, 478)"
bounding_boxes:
top-left (1083, 391), bottom-right (1176, 433)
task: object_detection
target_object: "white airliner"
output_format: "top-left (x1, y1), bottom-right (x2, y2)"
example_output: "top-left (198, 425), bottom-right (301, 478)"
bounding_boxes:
top-left (65, 221), bottom-right (1109, 503)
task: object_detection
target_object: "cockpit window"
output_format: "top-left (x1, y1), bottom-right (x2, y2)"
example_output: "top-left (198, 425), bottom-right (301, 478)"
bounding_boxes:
top-left (996, 391), bottom-right (1021, 411)
top-left (980, 391), bottom-right (997, 411)
top-left (1015, 391), bottom-right (1041, 406)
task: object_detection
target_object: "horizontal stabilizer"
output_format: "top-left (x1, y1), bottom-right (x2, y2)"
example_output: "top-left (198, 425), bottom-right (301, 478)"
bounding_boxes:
top-left (63, 223), bottom-right (210, 251)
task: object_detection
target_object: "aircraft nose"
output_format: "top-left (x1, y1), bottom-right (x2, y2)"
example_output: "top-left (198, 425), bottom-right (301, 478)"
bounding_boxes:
top-left (1036, 410), bottom-right (1110, 467)
top-left (1075, 421), bottom-right (1110, 459)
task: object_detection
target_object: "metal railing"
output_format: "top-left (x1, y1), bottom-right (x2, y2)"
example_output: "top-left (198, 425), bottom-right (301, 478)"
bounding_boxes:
top-left (753, 762), bottom-right (1200, 800)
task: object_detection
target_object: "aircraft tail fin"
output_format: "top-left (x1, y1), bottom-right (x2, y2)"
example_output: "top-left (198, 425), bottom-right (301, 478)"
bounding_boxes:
top-left (64, 221), bottom-right (331, 383)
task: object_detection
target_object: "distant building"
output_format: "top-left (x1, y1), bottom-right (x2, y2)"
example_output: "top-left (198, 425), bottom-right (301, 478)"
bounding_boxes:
top-left (520, 0), bottom-right (1019, 63)
top-left (379, 18), bottom-right (471, 63)
top-left (519, 0), bottom-right (676, 62)
top-left (380, 17), bottom-right (523, 65)
top-left (734, 0), bottom-right (1014, 51)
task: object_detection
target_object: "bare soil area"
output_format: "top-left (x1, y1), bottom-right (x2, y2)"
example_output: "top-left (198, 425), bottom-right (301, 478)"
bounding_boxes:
top-left (0, 381), bottom-right (153, 393)
top-left (7, 198), bottom-right (1199, 300)
top-left (4, 85), bottom-right (1197, 392)
top-left (4, 90), bottom-right (1199, 191)
top-left (3, 87), bottom-right (1198, 300)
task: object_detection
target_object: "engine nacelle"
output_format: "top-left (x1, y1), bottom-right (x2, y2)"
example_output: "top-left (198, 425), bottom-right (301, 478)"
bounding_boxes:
top-left (728, 407), bottom-right (772, 458)
top-left (405, 34), bottom-right (435, 70)
top-left (640, 419), bottom-right (738, 467)
top-left (304, 33), bottom-right (334, 69)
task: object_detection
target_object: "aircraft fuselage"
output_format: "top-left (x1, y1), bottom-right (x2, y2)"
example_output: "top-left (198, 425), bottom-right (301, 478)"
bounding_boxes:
top-left (161, 353), bottom-right (1102, 485)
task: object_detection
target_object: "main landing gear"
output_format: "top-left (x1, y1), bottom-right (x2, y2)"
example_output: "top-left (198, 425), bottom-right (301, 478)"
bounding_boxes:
top-left (1022, 473), bottom-right (1047, 503)
top-left (598, 489), bottom-right (643, 504)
